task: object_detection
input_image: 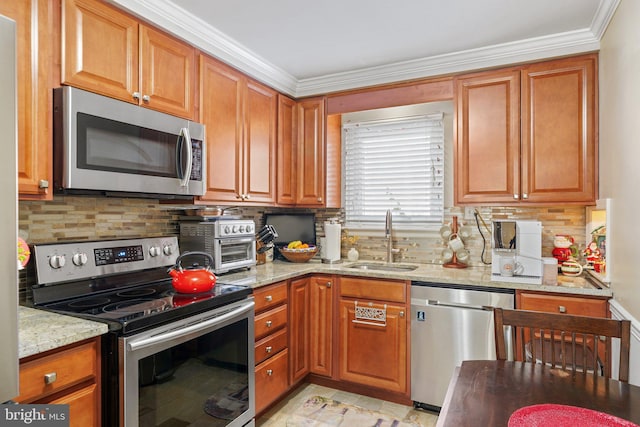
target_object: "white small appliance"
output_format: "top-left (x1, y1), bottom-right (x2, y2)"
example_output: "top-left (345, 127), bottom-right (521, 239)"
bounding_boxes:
top-left (491, 220), bottom-right (542, 284)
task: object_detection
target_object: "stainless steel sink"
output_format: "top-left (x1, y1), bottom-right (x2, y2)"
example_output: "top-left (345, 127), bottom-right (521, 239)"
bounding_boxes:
top-left (346, 262), bottom-right (419, 272)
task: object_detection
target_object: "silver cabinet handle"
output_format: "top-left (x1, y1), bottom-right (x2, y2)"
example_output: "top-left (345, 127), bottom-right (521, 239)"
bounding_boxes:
top-left (326, 282), bottom-right (332, 288)
top-left (265, 346), bottom-right (272, 353)
top-left (39, 179), bottom-right (49, 189)
top-left (513, 193), bottom-right (519, 199)
top-left (265, 295), bottom-right (273, 302)
top-left (244, 194), bottom-right (251, 200)
top-left (399, 311), bottom-right (405, 318)
top-left (44, 372), bottom-right (57, 385)
top-left (266, 369), bottom-right (273, 376)
top-left (132, 92), bottom-right (141, 100)
top-left (266, 320), bottom-right (272, 328)
top-left (317, 197), bottom-right (322, 202)
top-left (558, 305), bottom-right (567, 313)
top-left (522, 193), bottom-right (529, 199)
top-left (142, 94), bottom-right (151, 103)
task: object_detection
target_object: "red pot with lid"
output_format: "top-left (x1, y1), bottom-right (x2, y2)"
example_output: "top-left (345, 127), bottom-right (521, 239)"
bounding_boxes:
top-left (168, 251), bottom-right (216, 294)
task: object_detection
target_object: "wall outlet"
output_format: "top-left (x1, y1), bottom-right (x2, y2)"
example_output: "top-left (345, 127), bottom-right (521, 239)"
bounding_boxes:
top-left (464, 207), bottom-right (476, 221)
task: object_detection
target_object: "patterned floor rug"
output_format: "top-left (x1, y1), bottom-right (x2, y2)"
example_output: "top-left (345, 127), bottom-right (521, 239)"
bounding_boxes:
top-left (286, 396), bottom-right (423, 427)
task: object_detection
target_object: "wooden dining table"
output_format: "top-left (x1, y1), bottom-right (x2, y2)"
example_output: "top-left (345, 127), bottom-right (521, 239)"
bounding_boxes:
top-left (436, 360), bottom-right (640, 426)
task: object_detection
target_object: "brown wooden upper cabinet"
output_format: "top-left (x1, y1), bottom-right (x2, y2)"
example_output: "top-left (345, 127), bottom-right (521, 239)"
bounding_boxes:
top-left (61, 0), bottom-right (196, 120)
top-left (199, 55), bottom-right (277, 204)
top-left (2, 0), bottom-right (53, 200)
top-left (455, 54), bottom-right (597, 205)
top-left (296, 97), bottom-right (326, 207)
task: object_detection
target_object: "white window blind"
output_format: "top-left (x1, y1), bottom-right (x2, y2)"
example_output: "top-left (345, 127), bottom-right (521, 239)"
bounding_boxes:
top-left (343, 114), bottom-right (444, 227)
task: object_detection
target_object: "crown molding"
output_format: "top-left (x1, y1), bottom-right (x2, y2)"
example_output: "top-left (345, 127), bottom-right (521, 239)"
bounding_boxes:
top-left (109, 0), bottom-right (619, 98)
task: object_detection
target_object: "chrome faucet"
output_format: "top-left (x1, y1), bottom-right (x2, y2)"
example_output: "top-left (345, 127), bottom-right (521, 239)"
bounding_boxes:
top-left (385, 209), bottom-right (400, 263)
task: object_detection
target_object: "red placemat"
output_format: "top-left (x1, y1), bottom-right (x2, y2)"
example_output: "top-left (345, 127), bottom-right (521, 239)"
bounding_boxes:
top-left (509, 404), bottom-right (639, 427)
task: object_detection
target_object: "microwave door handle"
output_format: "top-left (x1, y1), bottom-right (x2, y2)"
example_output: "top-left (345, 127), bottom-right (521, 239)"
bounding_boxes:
top-left (178, 127), bottom-right (193, 187)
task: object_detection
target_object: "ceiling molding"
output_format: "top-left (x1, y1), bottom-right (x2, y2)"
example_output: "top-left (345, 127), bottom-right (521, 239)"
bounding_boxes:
top-left (109, 0), bottom-right (619, 98)
top-left (296, 30), bottom-right (601, 97)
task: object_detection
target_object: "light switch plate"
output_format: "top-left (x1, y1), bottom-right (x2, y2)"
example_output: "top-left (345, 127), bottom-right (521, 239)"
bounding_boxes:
top-left (464, 207), bottom-right (476, 220)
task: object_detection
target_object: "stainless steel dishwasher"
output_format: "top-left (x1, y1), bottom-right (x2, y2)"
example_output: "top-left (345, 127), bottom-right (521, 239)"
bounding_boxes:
top-left (411, 282), bottom-right (514, 411)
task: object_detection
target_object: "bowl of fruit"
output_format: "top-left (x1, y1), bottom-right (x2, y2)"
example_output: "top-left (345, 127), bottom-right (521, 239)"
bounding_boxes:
top-left (278, 241), bottom-right (319, 263)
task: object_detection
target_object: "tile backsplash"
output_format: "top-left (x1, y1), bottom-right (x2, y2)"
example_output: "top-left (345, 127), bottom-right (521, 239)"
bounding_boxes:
top-left (18, 196), bottom-right (587, 299)
top-left (20, 196), bottom-right (587, 264)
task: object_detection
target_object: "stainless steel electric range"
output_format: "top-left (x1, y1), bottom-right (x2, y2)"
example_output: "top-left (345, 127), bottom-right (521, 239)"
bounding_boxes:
top-left (31, 236), bottom-right (255, 427)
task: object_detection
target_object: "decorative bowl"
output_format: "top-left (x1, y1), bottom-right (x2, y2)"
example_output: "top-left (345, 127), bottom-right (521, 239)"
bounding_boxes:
top-left (278, 246), bottom-right (319, 263)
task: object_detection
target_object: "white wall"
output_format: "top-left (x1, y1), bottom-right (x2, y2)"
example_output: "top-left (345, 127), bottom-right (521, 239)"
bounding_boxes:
top-left (600, 0), bottom-right (640, 320)
top-left (599, 0), bottom-right (640, 384)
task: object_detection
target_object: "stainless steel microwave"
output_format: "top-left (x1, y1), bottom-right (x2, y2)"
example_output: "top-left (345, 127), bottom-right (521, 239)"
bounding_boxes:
top-left (53, 86), bottom-right (206, 198)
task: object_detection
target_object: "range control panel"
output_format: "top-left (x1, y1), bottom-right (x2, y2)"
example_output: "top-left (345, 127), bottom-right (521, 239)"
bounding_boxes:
top-left (34, 236), bottom-right (179, 285)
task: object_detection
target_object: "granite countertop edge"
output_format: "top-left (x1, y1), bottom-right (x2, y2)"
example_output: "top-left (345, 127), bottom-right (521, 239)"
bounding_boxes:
top-left (19, 306), bottom-right (109, 359)
top-left (222, 260), bottom-right (613, 298)
top-left (20, 259), bottom-right (611, 359)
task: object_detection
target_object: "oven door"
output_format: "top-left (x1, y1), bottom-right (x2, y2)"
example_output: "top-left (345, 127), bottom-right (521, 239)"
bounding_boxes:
top-left (214, 237), bottom-right (256, 274)
top-left (121, 298), bottom-right (255, 427)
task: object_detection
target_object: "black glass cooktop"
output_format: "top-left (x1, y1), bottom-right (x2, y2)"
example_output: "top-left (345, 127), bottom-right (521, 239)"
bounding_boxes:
top-left (34, 270), bottom-right (252, 335)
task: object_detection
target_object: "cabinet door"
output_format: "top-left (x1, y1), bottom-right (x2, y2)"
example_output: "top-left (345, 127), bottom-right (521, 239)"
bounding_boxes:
top-left (521, 55), bottom-right (597, 204)
top-left (199, 55), bottom-right (244, 202)
top-left (309, 276), bottom-right (334, 377)
top-left (455, 69), bottom-right (521, 205)
top-left (1, 0), bottom-right (53, 200)
top-left (50, 384), bottom-right (100, 427)
top-left (277, 95), bottom-right (297, 205)
top-left (338, 299), bottom-right (408, 393)
top-left (296, 97), bottom-right (326, 206)
top-left (244, 79), bottom-right (277, 203)
top-left (140, 25), bottom-right (196, 119)
top-left (289, 277), bottom-right (310, 384)
top-left (62, 0), bottom-right (139, 104)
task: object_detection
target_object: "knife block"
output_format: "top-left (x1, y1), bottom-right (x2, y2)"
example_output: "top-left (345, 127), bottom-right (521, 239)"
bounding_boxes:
top-left (256, 241), bottom-right (267, 265)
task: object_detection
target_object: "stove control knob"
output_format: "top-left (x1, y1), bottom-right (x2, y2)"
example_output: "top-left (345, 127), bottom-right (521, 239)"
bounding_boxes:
top-left (246, 224), bottom-right (253, 233)
top-left (232, 225), bottom-right (238, 233)
top-left (224, 225), bottom-right (231, 234)
top-left (239, 225), bottom-right (245, 233)
top-left (72, 253), bottom-right (88, 266)
top-left (163, 244), bottom-right (173, 256)
top-left (149, 246), bottom-right (161, 257)
top-left (49, 255), bottom-right (66, 269)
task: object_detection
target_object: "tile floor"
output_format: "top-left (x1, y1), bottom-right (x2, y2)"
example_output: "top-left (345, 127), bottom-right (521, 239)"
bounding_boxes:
top-left (256, 383), bottom-right (439, 426)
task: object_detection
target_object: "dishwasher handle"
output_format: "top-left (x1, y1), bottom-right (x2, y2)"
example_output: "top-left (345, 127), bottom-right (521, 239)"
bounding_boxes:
top-left (426, 299), bottom-right (495, 311)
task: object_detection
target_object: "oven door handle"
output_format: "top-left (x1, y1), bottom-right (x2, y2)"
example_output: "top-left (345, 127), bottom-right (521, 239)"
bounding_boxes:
top-left (127, 300), bottom-right (254, 352)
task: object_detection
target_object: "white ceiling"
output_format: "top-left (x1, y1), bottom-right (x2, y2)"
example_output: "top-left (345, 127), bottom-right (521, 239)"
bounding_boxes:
top-left (111, 0), bottom-right (619, 97)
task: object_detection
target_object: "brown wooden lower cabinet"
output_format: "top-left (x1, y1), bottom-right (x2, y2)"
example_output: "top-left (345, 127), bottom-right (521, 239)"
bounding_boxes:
top-left (515, 290), bottom-right (610, 364)
top-left (309, 275), bottom-right (334, 377)
top-left (255, 348), bottom-right (289, 414)
top-left (17, 337), bottom-right (101, 427)
top-left (337, 277), bottom-right (410, 395)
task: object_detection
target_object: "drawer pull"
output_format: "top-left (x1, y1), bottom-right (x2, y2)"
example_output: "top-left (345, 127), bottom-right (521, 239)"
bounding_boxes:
top-left (558, 305), bottom-right (567, 313)
top-left (266, 369), bottom-right (273, 376)
top-left (265, 295), bottom-right (273, 302)
top-left (326, 281), bottom-right (332, 288)
top-left (44, 372), bottom-right (57, 385)
top-left (266, 346), bottom-right (273, 353)
top-left (399, 311), bottom-right (405, 318)
top-left (266, 320), bottom-right (272, 328)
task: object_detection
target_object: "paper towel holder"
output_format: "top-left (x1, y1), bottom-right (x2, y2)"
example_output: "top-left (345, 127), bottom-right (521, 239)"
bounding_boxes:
top-left (322, 218), bottom-right (343, 264)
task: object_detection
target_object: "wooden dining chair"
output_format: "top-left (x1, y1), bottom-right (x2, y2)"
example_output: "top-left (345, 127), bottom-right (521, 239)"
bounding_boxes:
top-left (494, 308), bottom-right (631, 382)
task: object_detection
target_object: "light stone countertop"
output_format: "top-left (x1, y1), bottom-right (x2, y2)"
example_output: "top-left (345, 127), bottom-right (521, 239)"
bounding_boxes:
top-left (18, 258), bottom-right (611, 359)
top-left (219, 259), bottom-right (613, 298)
top-left (18, 306), bottom-right (108, 359)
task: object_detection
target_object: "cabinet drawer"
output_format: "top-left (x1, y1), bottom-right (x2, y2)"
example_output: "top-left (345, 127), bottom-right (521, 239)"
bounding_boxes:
top-left (339, 277), bottom-right (407, 303)
top-left (253, 281), bottom-right (288, 313)
top-left (255, 327), bottom-right (288, 365)
top-left (255, 348), bottom-right (289, 414)
top-left (518, 292), bottom-right (608, 317)
top-left (254, 304), bottom-right (288, 340)
top-left (18, 340), bottom-right (98, 403)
